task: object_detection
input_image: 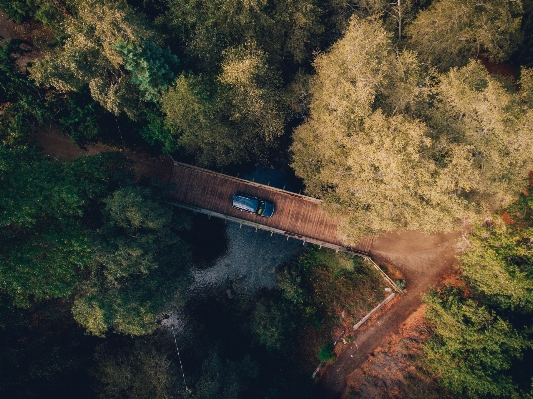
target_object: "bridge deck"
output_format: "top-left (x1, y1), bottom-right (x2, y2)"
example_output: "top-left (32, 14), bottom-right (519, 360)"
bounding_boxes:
top-left (170, 162), bottom-right (372, 254)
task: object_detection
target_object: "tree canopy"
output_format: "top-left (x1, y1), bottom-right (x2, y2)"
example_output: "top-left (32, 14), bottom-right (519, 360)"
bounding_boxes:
top-left (29, 0), bottom-right (163, 117)
top-left (291, 16), bottom-right (533, 242)
top-left (72, 186), bottom-right (191, 336)
top-left (406, 0), bottom-right (523, 70)
top-left (423, 188), bottom-right (533, 398)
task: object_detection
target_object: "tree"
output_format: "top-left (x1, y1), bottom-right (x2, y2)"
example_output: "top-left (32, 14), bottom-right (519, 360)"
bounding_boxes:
top-left (406, 0), bottom-right (523, 70)
top-left (161, 42), bottom-right (285, 166)
top-left (92, 341), bottom-right (181, 399)
top-left (0, 0), bottom-right (66, 27)
top-left (0, 145), bottom-right (115, 307)
top-left (423, 186), bottom-right (533, 398)
top-left (165, 0), bottom-right (325, 66)
top-left (424, 288), bottom-right (530, 398)
top-left (250, 298), bottom-right (296, 351)
top-left (72, 186), bottom-right (191, 336)
top-left (29, 0), bottom-right (170, 118)
top-left (291, 17), bottom-right (456, 242)
top-left (291, 17), bottom-right (533, 243)
top-left (0, 40), bottom-right (50, 139)
top-left (426, 61), bottom-right (533, 212)
top-left (161, 73), bottom-right (242, 166)
top-left (218, 42), bottom-right (285, 153)
top-left (457, 189), bottom-right (533, 312)
top-left (115, 40), bottom-right (180, 103)
top-left (193, 353), bottom-right (258, 399)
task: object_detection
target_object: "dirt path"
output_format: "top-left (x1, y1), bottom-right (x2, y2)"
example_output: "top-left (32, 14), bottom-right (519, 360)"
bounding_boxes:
top-left (318, 230), bottom-right (462, 398)
top-left (34, 127), bottom-right (175, 182)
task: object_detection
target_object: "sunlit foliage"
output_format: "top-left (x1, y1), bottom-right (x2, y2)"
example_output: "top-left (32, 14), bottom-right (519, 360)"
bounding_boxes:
top-left (406, 0), bottom-right (523, 70)
top-left (423, 188), bottom-right (533, 398)
top-left (291, 17), bottom-right (533, 243)
top-left (29, 0), bottom-right (166, 118)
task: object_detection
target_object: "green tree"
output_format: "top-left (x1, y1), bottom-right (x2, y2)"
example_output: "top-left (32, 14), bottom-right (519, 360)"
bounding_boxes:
top-left (0, 145), bottom-right (115, 307)
top-left (29, 0), bottom-right (165, 118)
top-left (424, 288), bottom-right (530, 398)
top-left (406, 0), bottom-right (523, 70)
top-left (161, 73), bottom-right (242, 166)
top-left (161, 42), bottom-right (285, 166)
top-left (165, 0), bottom-right (325, 66)
top-left (115, 40), bottom-right (180, 103)
top-left (72, 186), bottom-right (191, 336)
top-left (0, 0), bottom-right (66, 27)
top-left (250, 298), bottom-right (296, 351)
top-left (92, 341), bottom-right (181, 399)
top-left (423, 187), bottom-right (533, 398)
top-left (193, 353), bottom-right (258, 399)
top-left (0, 40), bottom-right (50, 142)
top-left (458, 191), bottom-right (533, 312)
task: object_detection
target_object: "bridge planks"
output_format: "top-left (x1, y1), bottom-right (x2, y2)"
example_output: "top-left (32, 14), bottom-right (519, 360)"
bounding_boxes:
top-left (170, 162), bottom-right (370, 253)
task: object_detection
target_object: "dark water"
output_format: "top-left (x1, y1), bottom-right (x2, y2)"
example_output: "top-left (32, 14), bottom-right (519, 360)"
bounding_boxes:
top-left (191, 221), bottom-right (305, 294)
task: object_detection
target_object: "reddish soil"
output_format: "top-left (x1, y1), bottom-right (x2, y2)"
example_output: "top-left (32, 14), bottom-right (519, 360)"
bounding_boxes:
top-left (478, 53), bottom-right (519, 80)
top-left (342, 268), bottom-right (464, 399)
top-left (343, 304), bottom-right (443, 399)
top-left (318, 230), bottom-right (462, 398)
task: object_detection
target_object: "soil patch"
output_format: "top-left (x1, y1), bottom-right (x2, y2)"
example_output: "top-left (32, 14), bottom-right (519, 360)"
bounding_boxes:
top-left (343, 304), bottom-right (445, 399)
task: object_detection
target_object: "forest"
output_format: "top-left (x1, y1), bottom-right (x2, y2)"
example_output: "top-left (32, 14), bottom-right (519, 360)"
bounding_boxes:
top-left (0, 0), bottom-right (533, 398)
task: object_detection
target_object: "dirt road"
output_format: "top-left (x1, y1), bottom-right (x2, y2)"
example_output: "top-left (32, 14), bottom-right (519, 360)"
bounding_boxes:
top-left (318, 230), bottom-right (462, 398)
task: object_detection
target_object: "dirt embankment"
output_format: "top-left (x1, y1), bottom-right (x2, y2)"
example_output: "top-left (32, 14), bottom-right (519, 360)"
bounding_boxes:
top-left (318, 230), bottom-right (462, 398)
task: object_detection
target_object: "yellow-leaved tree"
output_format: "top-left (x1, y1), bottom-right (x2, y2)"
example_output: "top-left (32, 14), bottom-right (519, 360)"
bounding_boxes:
top-left (291, 16), bottom-right (533, 244)
top-left (406, 0), bottom-right (523, 70)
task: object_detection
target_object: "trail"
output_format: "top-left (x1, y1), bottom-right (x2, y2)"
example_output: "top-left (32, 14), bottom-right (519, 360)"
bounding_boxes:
top-left (318, 230), bottom-right (462, 398)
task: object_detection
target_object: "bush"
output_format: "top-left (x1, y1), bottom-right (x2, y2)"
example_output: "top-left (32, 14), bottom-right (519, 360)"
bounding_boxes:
top-left (318, 342), bottom-right (336, 363)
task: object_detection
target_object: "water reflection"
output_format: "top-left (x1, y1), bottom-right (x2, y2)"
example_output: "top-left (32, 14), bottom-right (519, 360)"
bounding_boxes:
top-left (191, 221), bottom-right (305, 295)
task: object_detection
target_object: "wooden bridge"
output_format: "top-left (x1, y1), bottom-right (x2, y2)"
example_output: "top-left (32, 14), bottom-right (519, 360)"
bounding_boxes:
top-left (169, 162), bottom-right (373, 255)
top-left (33, 130), bottom-right (399, 291)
